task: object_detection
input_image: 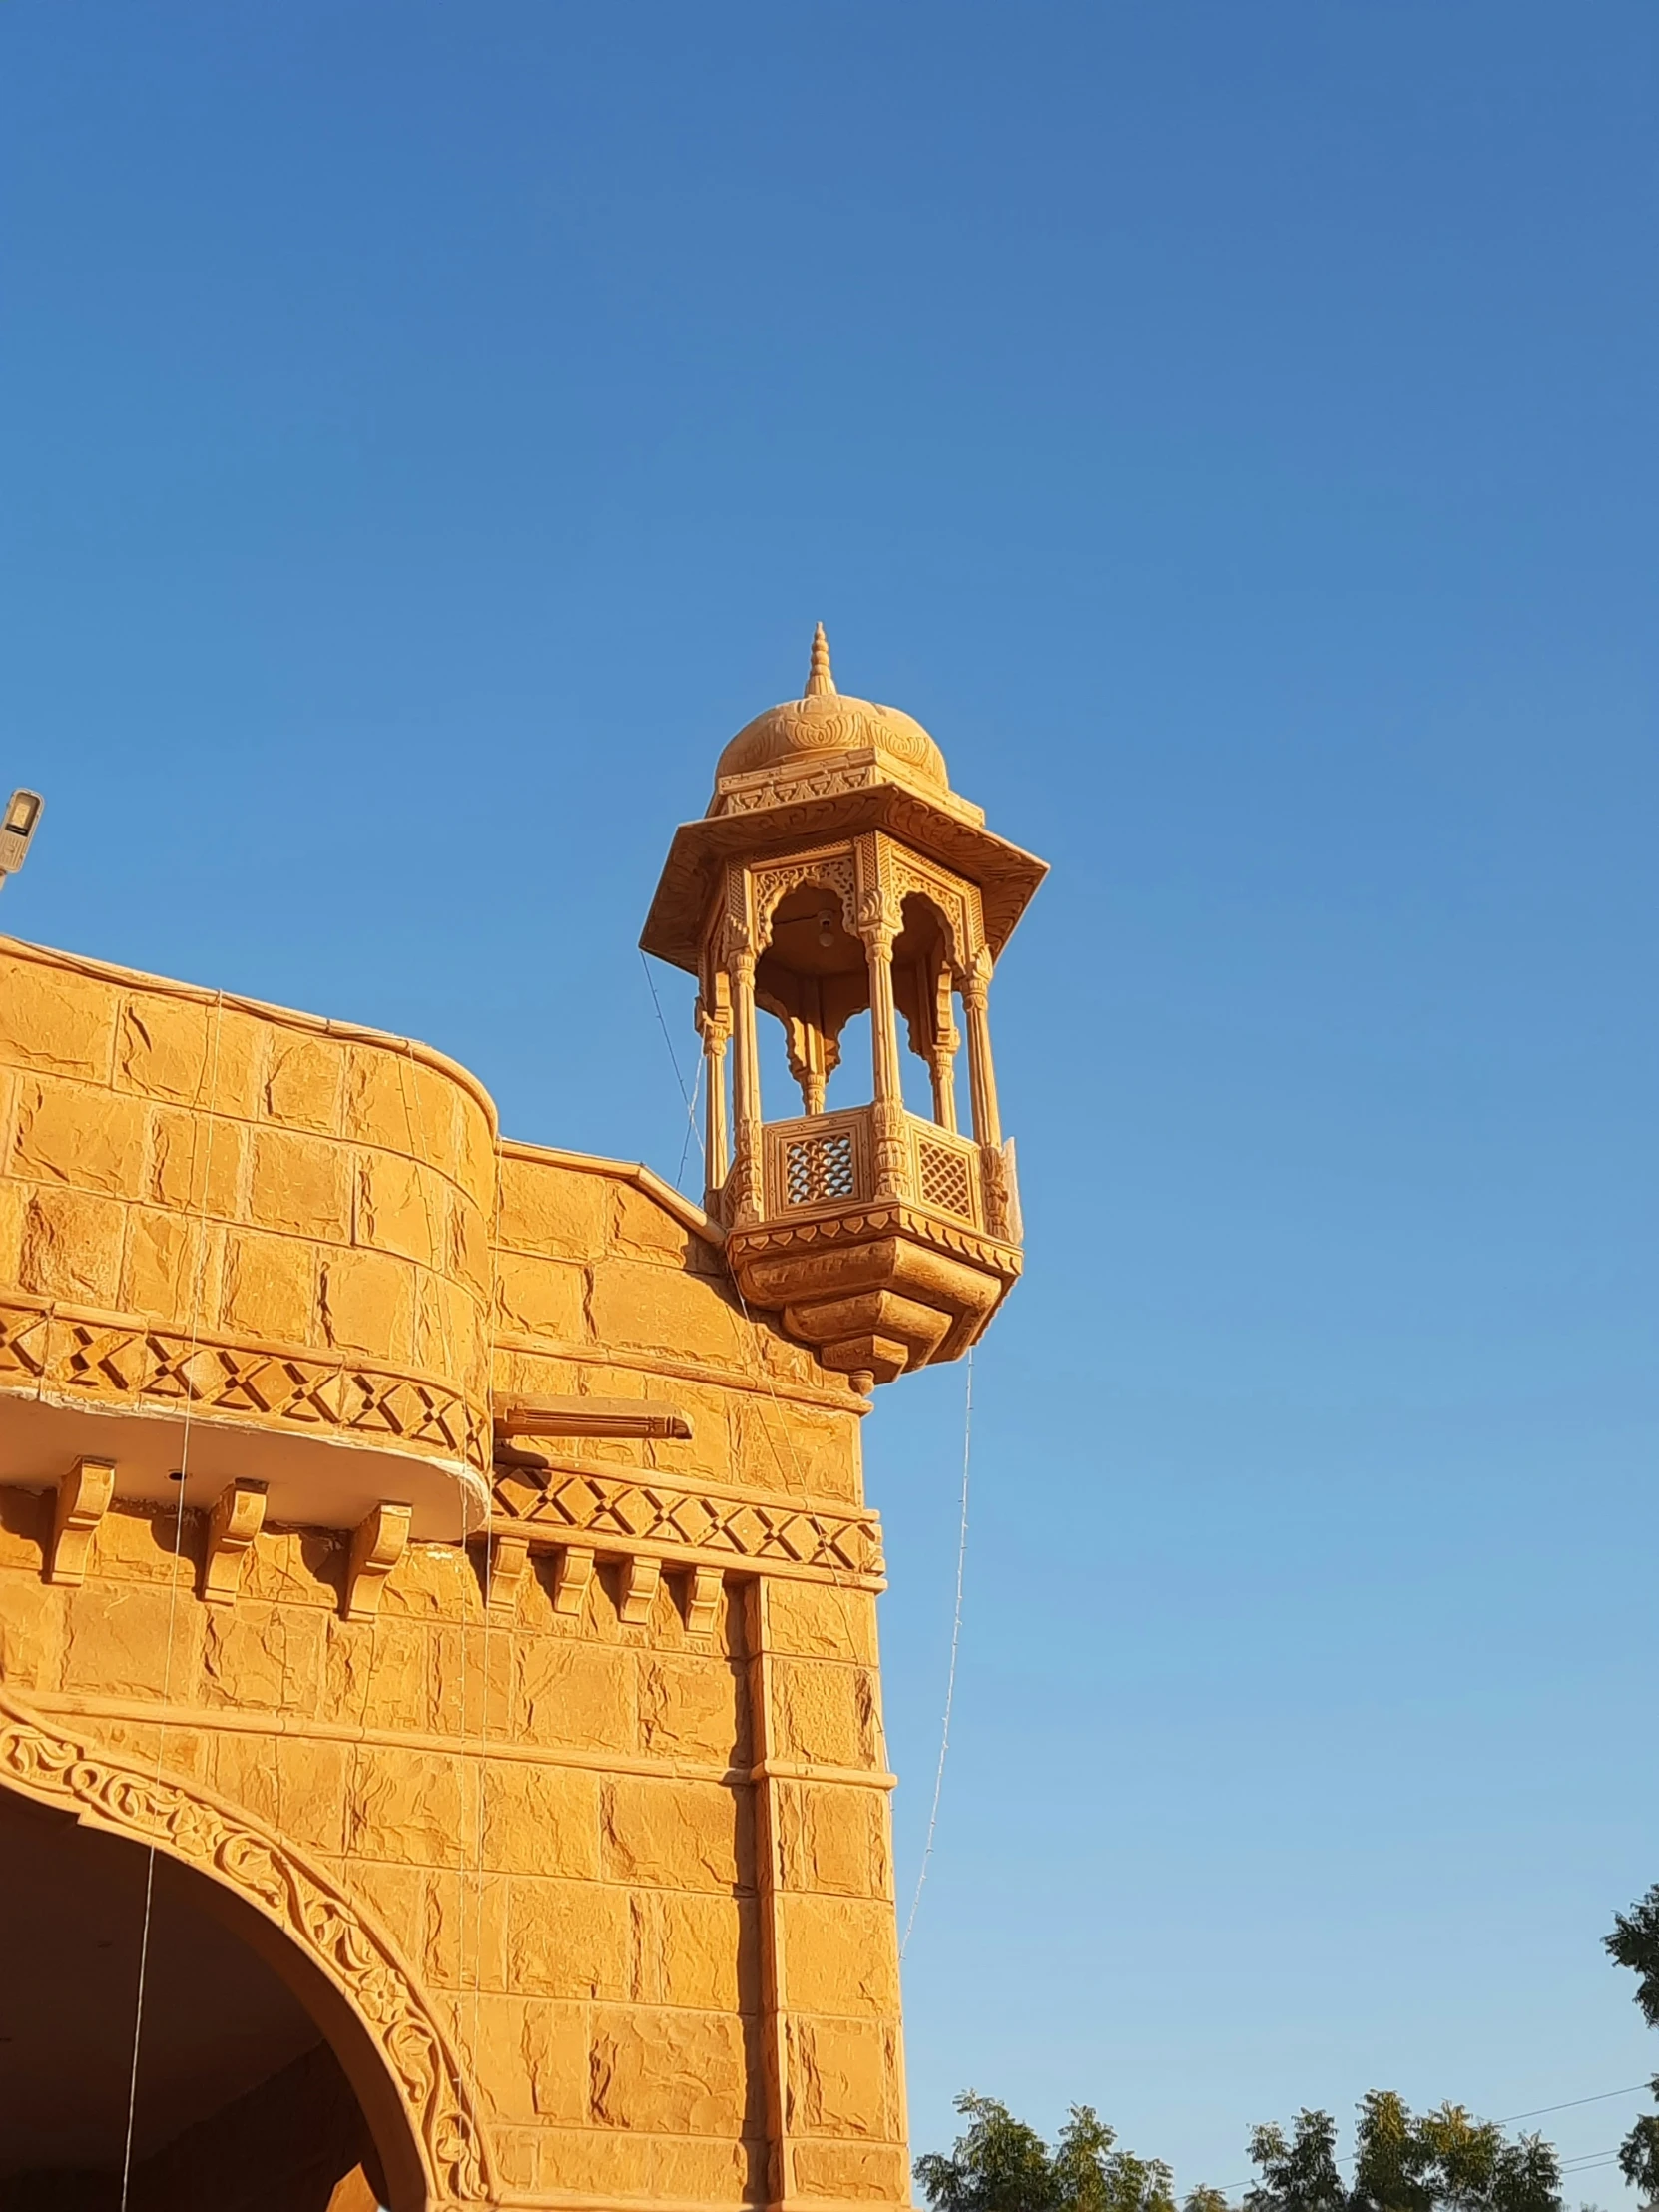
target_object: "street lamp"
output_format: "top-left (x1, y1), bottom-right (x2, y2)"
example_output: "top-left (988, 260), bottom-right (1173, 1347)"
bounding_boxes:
top-left (0, 790), bottom-right (45, 890)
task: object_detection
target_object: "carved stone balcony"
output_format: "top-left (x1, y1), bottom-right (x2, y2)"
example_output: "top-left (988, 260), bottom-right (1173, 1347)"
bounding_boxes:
top-left (728, 1103), bottom-right (1022, 1388)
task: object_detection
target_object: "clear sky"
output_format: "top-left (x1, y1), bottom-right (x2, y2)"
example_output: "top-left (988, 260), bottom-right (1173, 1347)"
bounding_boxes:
top-left (3, 2), bottom-right (1656, 2198)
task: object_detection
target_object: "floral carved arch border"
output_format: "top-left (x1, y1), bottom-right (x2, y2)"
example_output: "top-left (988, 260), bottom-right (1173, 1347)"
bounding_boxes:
top-left (0, 1685), bottom-right (495, 2209)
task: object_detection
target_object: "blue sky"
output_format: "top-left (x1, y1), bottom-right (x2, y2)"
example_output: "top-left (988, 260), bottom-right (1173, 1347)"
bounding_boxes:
top-left (3, 1), bottom-right (1656, 2195)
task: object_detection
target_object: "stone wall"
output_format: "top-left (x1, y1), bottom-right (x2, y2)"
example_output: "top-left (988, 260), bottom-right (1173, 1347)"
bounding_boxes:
top-left (0, 938), bottom-right (496, 1480)
top-left (0, 1493), bottom-right (904, 2203)
top-left (0, 938), bottom-right (909, 2211)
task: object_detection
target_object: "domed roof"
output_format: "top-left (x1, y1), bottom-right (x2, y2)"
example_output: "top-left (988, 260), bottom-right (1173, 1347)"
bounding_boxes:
top-left (714, 625), bottom-right (950, 796)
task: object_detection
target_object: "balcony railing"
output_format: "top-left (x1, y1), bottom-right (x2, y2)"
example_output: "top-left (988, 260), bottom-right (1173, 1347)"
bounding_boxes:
top-left (760, 1105), bottom-right (990, 1232)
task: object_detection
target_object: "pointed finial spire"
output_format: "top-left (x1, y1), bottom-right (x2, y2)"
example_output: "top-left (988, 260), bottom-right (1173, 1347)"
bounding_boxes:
top-left (804, 622), bottom-right (836, 699)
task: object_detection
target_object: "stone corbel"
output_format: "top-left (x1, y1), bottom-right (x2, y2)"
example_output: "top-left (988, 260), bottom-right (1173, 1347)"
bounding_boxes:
top-left (495, 1397), bottom-right (692, 1444)
top-left (344, 1502), bottom-right (411, 1623)
top-left (200, 1480), bottom-right (267, 1607)
top-left (551, 1543), bottom-right (595, 1618)
top-left (618, 1553), bottom-right (662, 1625)
top-left (47, 1457), bottom-right (115, 1586)
top-left (685, 1565), bottom-right (724, 1637)
top-left (485, 1531), bottom-right (530, 1619)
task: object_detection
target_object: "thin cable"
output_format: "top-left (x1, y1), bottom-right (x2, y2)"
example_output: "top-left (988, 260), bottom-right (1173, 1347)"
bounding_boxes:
top-left (120, 992), bottom-right (225, 2209)
top-left (1498, 2085), bottom-right (1650, 2124)
top-left (639, 950), bottom-right (707, 1191)
top-left (900, 1346), bottom-right (972, 1960)
top-left (675, 1056), bottom-right (705, 1194)
top-left (394, 1033), bottom-right (495, 2144)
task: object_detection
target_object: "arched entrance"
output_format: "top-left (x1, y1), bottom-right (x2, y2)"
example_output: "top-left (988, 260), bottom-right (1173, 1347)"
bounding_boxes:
top-left (0, 1690), bottom-right (492, 2212)
top-left (0, 1787), bottom-right (385, 2209)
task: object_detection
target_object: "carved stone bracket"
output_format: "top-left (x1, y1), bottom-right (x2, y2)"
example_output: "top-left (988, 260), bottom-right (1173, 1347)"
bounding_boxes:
top-left (345, 1502), bottom-right (411, 1623)
top-left (485, 1530), bottom-right (530, 1619)
top-left (551, 1543), bottom-right (595, 1617)
top-left (686, 1565), bottom-right (724, 1636)
top-left (0, 1684), bottom-right (492, 2205)
top-left (494, 1396), bottom-right (692, 1443)
top-left (618, 1553), bottom-right (662, 1624)
top-left (47, 1456), bottom-right (116, 1586)
top-left (201, 1479), bottom-right (268, 1607)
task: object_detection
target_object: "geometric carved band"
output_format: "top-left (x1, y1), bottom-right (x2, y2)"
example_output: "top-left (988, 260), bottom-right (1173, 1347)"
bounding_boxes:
top-left (0, 1684), bottom-right (492, 2204)
top-left (0, 1293), bottom-right (491, 1474)
top-left (489, 1465), bottom-right (885, 1585)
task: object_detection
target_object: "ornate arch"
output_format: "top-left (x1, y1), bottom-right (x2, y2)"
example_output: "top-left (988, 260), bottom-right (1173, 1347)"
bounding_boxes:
top-left (0, 1684), bottom-right (494, 2211)
top-left (887, 855), bottom-right (975, 978)
top-left (750, 851), bottom-right (858, 950)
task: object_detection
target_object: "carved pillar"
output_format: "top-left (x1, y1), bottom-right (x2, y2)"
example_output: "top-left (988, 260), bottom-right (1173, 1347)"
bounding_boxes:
top-left (728, 937), bottom-right (764, 1225)
top-left (927, 1029), bottom-right (960, 1131)
top-left (962, 950), bottom-right (1002, 1149)
top-left (860, 911), bottom-right (908, 1200)
top-left (697, 988), bottom-right (732, 1218)
top-left (962, 949), bottom-right (1010, 1235)
top-left (927, 970), bottom-right (961, 1135)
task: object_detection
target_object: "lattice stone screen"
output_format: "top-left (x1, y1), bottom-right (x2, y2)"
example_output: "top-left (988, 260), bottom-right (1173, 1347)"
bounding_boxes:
top-left (915, 1134), bottom-right (976, 1222)
top-left (785, 1128), bottom-right (856, 1206)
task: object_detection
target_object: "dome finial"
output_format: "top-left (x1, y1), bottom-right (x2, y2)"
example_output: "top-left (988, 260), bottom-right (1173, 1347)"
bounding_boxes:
top-left (804, 622), bottom-right (836, 699)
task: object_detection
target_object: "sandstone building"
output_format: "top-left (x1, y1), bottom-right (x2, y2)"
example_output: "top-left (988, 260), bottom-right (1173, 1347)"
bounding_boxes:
top-left (0, 632), bottom-right (1044, 2211)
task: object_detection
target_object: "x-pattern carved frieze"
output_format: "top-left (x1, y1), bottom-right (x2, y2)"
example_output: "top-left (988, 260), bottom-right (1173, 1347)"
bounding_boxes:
top-left (0, 1293), bottom-right (489, 1472)
top-left (500, 1465), bottom-right (883, 1578)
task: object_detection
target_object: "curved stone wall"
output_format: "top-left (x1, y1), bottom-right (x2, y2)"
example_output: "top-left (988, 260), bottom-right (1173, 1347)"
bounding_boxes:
top-left (0, 938), bottom-right (496, 1493)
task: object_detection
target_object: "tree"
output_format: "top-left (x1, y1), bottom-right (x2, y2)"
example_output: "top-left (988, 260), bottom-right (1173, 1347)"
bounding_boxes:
top-left (1605, 1883), bottom-right (1659, 2199)
top-left (915, 2095), bottom-right (1176, 2212)
top-left (1052, 2104), bottom-right (1176, 2212)
top-left (915, 2095), bottom-right (1060, 2212)
top-left (1245, 2110), bottom-right (1347, 2212)
top-left (1246, 2098), bottom-right (1560, 2212)
top-left (918, 2093), bottom-right (1563, 2212)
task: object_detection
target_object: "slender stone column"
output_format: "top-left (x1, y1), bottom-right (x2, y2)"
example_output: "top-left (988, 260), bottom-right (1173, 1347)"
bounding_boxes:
top-left (961, 951), bottom-right (1002, 1149)
top-left (697, 991), bottom-right (732, 1217)
top-left (962, 949), bottom-right (1012, 1234)
top-left (729, 943), bottom-right (764, 1223)
top-left (927, 1000), bottom-right (961, 1134)
top-left (860, 918), bottom-right (908, 1200)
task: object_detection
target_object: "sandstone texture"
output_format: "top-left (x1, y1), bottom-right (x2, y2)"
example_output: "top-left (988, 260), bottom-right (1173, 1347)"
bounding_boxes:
top-left (0, 937), bottom-right (905, 2212)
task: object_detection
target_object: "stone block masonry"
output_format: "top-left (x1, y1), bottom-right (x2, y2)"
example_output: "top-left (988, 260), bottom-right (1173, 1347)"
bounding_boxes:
top-left (0, 938), bottom-right (905, 2212)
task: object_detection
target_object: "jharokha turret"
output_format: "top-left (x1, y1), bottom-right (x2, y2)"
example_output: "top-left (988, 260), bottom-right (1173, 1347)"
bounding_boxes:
top-left (643, 627), bottom-right (1046, 1388)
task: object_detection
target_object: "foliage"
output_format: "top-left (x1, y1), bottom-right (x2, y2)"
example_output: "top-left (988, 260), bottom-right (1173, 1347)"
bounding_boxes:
top-left (1246, 2110), bottom-right (1347, 2212)
top-left (918, 2093), bottom-right (1562, 2212)
top-left (1244, 2096), bottom-right (1558, 2212)
top-left (1605, 1883), bottom-right (1659, 2197)
top-left (915, 2095), bottom-right (1176, 2212)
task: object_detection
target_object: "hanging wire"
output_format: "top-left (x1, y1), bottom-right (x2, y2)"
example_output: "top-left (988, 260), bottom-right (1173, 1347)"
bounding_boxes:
top-left (900, 1346), bottom-right (972, 1960)
top-left (639, 949), bottom-right (708, 1191)
top-left (120, 993), bottom-right (226, 2211)
top-left (394, 1033), bottom-right (494, 2151)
